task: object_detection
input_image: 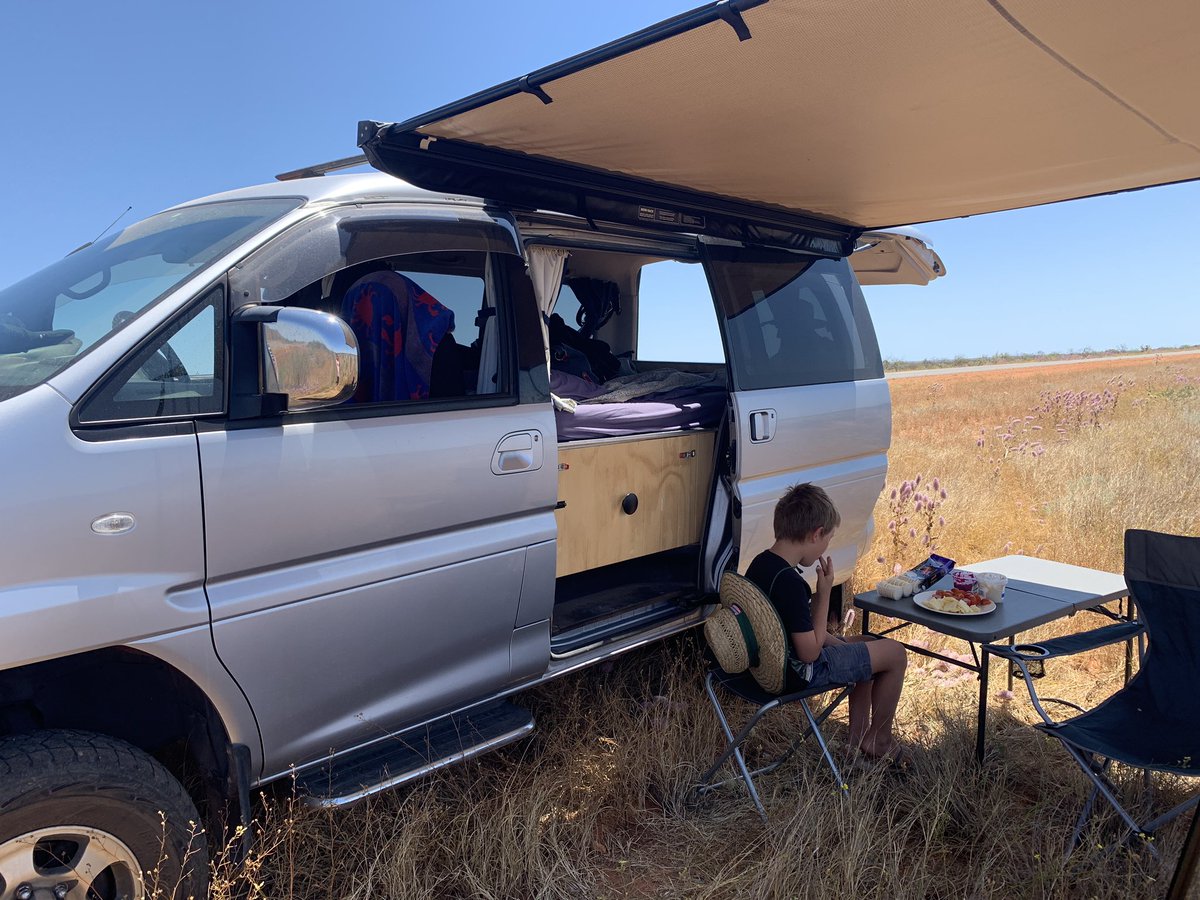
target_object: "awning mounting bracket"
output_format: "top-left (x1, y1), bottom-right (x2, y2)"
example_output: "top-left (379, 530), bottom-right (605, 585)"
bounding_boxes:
top-left (518, 76), bottom-right (554, 105)
top-left (715, 1), bottom-right (753, 41)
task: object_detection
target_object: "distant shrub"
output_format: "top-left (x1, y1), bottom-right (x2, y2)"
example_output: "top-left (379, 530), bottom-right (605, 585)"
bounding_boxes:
top-left (876, 473), bottom-right (948, 573)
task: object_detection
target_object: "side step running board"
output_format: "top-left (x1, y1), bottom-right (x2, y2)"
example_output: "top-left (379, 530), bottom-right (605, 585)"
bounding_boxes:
top-left (296, 700), bottom-right (535, 807)
top-left (551, 600), bottom-right (696, 656)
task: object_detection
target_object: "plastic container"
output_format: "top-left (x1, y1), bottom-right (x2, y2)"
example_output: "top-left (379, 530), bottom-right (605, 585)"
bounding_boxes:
top-left (975, 572), bottom-right (1007, 603)
top-left (952, 571), bottom-right (978, 591)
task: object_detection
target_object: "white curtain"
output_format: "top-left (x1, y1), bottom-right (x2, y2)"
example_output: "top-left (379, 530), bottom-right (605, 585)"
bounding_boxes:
top-left (527, 245), bottom-right (570, 363)
top-left (476, 253), bottom-right (502, 394)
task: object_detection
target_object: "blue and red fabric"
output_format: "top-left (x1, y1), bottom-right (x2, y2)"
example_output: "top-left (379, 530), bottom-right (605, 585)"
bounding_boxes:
top-left (340, 270), bottom-right (454, 402)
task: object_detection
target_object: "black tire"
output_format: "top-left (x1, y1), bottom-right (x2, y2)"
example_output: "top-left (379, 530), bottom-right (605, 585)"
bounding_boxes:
top-left (0, 729), bottom-right (209, 900)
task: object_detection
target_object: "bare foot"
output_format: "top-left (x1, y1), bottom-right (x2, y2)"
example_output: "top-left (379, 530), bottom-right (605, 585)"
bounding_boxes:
top-left (858, 738), bottom-right (908, 765)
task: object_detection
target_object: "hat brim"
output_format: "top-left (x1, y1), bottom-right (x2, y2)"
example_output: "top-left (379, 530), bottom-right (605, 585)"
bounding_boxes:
top-left (703, 607), bottom-right (751, 675)
top-left (719, 571), bottom-right (789, 695)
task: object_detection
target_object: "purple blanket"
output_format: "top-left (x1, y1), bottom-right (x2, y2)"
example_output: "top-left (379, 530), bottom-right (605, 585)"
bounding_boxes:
top-left (552, 370), bottom-right (726, 440)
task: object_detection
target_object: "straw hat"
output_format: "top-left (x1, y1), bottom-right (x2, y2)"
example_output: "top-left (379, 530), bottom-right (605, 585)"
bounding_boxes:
top-left (704, 571), bottom-right (789, 694)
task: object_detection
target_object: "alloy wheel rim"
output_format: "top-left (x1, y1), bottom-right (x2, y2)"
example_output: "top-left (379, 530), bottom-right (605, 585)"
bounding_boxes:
top-left (0, 826), bottom-right (143, 900)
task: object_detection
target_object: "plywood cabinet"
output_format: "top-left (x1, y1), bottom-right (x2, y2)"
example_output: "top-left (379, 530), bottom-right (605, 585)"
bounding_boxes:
top-left (555, 431), bottom-right (716, 577)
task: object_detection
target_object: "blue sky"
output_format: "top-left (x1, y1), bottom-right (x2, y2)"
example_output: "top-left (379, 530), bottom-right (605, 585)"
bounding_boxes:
top-left (2, 0), bottom-right (1195, 362)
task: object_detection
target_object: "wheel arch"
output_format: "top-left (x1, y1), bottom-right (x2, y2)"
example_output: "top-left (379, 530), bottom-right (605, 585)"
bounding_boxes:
top-left (0, 646), bottom-right (246, 824)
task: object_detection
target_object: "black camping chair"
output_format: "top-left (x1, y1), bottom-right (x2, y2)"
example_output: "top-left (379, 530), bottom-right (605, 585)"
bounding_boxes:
top-left (986, 530), bottom-right (1200, 858)
top-left (697, 668), bottom-right (851, 822)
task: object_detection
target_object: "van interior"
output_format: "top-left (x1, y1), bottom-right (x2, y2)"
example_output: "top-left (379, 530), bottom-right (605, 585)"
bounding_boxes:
top-left (540, 242), bottom-right (729, 654)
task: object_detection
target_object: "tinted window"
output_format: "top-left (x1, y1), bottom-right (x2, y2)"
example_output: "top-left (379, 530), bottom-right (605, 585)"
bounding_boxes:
top-left (706, 249), bottom-right (882, 390)
top-left (230, 210), bottom-right (519, 305)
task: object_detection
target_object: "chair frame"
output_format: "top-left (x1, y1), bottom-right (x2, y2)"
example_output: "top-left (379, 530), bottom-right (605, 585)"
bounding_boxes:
top-left (987, 622), bottom-right (1199, 859)
top-left (697, 669), bottom-right (852, 821)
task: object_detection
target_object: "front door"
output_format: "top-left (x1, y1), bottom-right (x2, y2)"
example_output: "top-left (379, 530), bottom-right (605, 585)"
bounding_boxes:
top-left (199, 212), bottom-right (557, 777)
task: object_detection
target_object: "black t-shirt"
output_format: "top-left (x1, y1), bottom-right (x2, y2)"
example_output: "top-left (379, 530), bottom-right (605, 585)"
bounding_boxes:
top-left (745, 549), bottom-right (814, 635)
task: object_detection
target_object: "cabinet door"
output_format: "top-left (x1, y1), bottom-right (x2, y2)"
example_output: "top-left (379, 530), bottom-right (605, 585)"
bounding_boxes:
top-left (555, 432), bottom-right (715, 576)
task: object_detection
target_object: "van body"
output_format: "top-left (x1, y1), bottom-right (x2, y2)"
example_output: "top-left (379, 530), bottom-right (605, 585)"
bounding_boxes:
top-left (0, 170), bottom-right (934, 769)
top-left (0, 171), bottom-right (940, 877)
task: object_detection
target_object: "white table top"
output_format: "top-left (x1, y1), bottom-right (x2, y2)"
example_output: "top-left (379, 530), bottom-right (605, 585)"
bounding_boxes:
top-left (961, 555), bottom-right (1128, 608)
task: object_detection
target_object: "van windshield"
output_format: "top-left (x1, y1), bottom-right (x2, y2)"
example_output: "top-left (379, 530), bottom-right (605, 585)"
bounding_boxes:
top-left (0, 197), bottom-right (301, 402)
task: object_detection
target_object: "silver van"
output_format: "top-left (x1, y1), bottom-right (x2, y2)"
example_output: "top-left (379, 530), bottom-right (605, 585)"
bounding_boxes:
top-left (1, 0), bottom-right (1189, 890)
top-left (0, 170), bottom-right (940, 891)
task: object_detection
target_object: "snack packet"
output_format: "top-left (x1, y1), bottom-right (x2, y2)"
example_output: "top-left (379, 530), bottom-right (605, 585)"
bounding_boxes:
top-left (902, 554), bottom-right (956, 591)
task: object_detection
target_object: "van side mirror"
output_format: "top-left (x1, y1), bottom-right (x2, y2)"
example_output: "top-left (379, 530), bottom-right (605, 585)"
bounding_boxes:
top-left (231, 306), bottom-right (358, 416)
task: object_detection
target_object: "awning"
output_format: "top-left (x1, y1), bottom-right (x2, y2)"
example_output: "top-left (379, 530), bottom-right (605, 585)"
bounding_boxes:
top-left (359, 0), bottom-right (1200, 247)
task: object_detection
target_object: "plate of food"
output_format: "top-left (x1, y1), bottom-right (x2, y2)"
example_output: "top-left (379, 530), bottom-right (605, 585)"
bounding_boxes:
top-left (913, 588), bottom-right (996, 616)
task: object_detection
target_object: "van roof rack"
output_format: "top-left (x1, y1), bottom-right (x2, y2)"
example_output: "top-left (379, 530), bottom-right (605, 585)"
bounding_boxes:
top-left (276, 154), bottom-right (368, 181)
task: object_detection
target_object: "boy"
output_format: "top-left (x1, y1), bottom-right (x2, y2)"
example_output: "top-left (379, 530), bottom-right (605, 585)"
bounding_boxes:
top-left (746, 483), bottom-right (908, 762)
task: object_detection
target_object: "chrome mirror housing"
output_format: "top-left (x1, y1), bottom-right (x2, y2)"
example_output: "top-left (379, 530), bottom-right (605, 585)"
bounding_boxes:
top-left (260, 308), bottom-right (358, 411)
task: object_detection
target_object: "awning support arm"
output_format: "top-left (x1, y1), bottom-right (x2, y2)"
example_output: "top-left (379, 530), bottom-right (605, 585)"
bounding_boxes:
top-left (391, 0), bottom-right (770, 135)
top-left (276, 0), bottom-right (764, 180)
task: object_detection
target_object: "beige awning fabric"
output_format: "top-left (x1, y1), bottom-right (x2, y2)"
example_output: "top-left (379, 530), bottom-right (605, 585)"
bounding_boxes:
top-left (406, 0), bottom-right (1200, 229)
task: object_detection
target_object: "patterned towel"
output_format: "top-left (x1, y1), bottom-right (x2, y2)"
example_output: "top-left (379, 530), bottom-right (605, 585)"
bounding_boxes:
top-left (342, 271), bottom-right (454, 402)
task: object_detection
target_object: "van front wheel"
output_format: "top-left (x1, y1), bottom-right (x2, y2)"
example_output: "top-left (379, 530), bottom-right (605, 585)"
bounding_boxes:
top-left (0, 730), bottom-right (208, 900)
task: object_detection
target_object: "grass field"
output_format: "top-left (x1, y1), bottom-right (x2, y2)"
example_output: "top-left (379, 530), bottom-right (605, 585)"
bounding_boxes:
top-left (218, 353), bottom-right (1200, 900)
top-left (881, 344), bottom-right (1200, 372)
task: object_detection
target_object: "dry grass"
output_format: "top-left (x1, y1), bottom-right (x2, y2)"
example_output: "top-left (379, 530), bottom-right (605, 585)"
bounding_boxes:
top-left (215, 354), bottom-right (1200, 899)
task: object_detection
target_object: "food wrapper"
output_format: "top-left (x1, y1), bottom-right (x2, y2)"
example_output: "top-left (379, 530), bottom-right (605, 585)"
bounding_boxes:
top-left (902, 554), bottom-right (956, 591)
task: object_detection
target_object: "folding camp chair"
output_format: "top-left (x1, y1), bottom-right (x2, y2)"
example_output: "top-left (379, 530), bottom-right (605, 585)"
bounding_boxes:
top-left (696, 667), bottom-right (852, 822)
top-left (986, 530), bottom-right (1200, 858)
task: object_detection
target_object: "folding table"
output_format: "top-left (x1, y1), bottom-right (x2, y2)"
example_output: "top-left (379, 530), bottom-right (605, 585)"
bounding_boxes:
top-left (854, 555), bottom-right (1131, 762)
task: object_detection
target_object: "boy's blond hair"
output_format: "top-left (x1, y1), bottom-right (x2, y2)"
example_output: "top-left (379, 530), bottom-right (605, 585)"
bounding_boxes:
top-left (773, 483), bottom-right (841, 541)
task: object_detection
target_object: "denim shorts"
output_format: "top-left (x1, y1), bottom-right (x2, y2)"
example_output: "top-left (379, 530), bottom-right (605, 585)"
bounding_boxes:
top-left (787, 640), bottom-right (872, 692)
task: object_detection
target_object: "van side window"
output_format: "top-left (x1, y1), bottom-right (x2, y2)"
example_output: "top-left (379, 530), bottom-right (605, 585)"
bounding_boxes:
top-left (77, 286), bottom-right (224, 424)
top-left (705, 250), bottom-right (882, 389)
top-left (281, 250), bottom-right (508, 406)
top-left (636, 259), bottom-right (724, 363)
top-left (228, 212), bottom-right (527, 411)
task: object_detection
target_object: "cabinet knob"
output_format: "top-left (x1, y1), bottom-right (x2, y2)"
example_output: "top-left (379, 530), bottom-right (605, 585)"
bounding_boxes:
top-left (621, 493), bottom-right (639, 515)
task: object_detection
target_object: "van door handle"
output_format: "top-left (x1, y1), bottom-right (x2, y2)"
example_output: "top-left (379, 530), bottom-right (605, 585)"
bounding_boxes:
top-left (749, 409), bottom-right (776, 443)
top-left (492, 430), bottom-right (544, 474)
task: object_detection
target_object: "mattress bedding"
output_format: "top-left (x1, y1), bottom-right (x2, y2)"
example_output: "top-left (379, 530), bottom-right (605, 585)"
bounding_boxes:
top-left (551, 369), bottom-right (726, 440)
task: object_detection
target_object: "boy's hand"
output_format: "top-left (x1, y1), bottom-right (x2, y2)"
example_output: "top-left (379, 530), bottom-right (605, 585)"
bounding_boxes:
top-left (815, 555), bottom-right (834, 597)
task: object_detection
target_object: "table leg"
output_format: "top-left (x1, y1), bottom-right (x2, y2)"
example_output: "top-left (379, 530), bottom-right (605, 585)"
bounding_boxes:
top-left (1007, 636), bottom-right (1015, 691)
top-left (860, 608), bottom-right (871, 637)
top-left (976, 646), bottom-right (990, 764)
